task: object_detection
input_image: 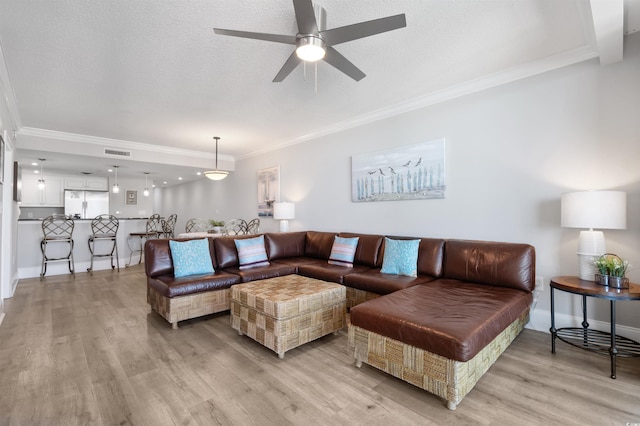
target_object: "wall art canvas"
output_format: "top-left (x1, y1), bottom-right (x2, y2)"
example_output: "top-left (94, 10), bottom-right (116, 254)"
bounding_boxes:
top-left (257, 165), bottom-right (280, 217)
top-left (126, 190), bottom-right (138, 206)
top-left (352, 138), bottom-right (446, 202)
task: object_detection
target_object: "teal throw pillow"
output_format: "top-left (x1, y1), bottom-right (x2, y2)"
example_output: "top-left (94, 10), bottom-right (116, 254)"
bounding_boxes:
top-left (380, 238), bottom-right (420, 277)
top-left (169, 238), bottom-right (214, 278)
top-left (235, 235), bottom-right (270, 270)
top-left (328, 236), bottom-right (359, 267)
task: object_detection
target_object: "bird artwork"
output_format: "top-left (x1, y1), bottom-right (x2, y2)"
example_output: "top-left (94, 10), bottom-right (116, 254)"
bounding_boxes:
top-left (378, 168), bottom-right (385, 176)
top-left (389, 167), bottom-right (396, 174)
top-left (367, 170), bottom-right (377, 175)
top-left (415, 157), bottom-right (422, 167)
top-left (403, 160), bottom-right (411, 167)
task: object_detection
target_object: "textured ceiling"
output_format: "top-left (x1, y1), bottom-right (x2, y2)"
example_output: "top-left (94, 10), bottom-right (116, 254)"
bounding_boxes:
top-left (0, 0), bottom-right (636, 184)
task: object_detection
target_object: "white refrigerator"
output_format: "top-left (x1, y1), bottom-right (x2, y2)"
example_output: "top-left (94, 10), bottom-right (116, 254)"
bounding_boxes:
top-left (64, 190), bottom-right (110, 219)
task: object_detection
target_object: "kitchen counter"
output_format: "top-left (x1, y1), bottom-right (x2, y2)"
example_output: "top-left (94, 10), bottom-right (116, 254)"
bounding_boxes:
top-left (18, 218), bottom-right (150, 278)
top-left (18, 217), bottom-right (153, 221)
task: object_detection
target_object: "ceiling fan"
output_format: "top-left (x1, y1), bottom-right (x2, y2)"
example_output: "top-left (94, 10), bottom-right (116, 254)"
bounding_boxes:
top-left (214, 0), bottom-right (407, 82)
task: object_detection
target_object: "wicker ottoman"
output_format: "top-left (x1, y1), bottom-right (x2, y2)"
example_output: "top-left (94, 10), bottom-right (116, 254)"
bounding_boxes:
top-left (230, 275), bottom-right (346, 358)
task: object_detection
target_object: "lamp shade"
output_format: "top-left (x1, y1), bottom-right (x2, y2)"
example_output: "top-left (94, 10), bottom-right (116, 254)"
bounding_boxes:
top-left (273, 202), bottom-right (295, 220)
top-left (561, 191), bottom-right (626, 230)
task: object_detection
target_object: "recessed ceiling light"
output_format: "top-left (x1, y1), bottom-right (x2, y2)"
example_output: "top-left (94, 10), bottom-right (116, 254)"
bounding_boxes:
top-left (196, 172), bottom-right (202, 176)
top-left (31, 162), bottom-right (38, 166)
top-left (107, 168), bottom-right (113, 172)
top-left (163, 181), bottom-right (167, 185)
top-left (178, 177), bottom-right (182, 180)
top-left (34, 170), bottom-right (40, 174)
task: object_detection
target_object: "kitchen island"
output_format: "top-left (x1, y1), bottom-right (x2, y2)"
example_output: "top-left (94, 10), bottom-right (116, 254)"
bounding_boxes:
top-left (18, 218), bottom-right (150, 278)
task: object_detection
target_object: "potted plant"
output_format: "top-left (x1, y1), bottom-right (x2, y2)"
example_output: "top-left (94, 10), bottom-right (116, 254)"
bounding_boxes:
top-left (209, 220), bottom-right (225, 234)
top-left (592, 253), bottom-right (630, 289)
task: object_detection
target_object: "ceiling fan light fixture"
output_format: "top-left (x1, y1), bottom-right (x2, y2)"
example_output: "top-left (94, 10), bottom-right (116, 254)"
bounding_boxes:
top-left (296, 36), bottom-right (325, 62)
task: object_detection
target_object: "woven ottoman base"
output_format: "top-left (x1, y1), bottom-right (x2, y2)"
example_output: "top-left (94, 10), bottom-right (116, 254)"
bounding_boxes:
top-left (147, 286), bottom-right (231, 329)
top-left (348, 310), bottom-right (529, 410)
top-left (231, 275), bottom-right (346, 358)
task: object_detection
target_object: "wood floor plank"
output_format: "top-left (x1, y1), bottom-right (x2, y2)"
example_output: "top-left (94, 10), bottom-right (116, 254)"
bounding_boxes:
top-left (1, 265), bottom-right (639, 425)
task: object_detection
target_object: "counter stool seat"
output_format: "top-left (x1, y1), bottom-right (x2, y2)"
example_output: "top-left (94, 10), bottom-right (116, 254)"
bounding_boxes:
top-left (126, 214), bottom-right (162, 267)
top-left (40, 214), bottom-right (75, 278)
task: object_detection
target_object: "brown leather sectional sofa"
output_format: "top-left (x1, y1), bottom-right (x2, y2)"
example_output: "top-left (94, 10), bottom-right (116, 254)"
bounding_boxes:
top-left (144, 230), bottom-right (535, 409)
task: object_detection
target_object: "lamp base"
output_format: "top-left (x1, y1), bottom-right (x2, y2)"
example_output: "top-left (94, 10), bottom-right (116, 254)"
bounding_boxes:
top-left (576, 230), bottom-right (606, 281)
top-left (279, 219), bottom-right (289, 233)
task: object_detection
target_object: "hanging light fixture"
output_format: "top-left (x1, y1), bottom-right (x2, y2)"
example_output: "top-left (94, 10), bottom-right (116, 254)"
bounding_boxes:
top-left (143, 172), bottom-right (150, 196)
top-left (204, 136), bottom-right (229, 181)
top-left (37, 158), bottom-right (46, 190)
top-left (112, 165), bottom-right (120, 193)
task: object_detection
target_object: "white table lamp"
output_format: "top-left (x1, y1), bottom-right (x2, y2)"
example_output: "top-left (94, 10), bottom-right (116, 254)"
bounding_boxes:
top-left (561, 191), bottom-right (626, 280)
top-left (273, 202), bottom-right (295, 232)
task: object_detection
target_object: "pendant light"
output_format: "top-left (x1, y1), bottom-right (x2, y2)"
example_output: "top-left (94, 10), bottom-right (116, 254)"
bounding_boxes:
top-left (204, 136), bottom-right (228, 181)
top-left (143, 172), bottom-right (150, 196)
top-left (37, 158), bottom-right (46, 190)
top-left (112, 165), bottom-right (120, 193)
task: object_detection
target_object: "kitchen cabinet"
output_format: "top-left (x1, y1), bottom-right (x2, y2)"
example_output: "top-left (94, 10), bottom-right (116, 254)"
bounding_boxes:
top-left (21, 175), bottom-right (64, 207)
top-left (64, 176), bottom-right (108, 191)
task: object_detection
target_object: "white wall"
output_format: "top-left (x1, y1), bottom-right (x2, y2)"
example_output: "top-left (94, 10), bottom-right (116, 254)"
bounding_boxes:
top-left (157, 34), bottom-right (640, 333)
top-left (109, 176), bottom-right (155, 218)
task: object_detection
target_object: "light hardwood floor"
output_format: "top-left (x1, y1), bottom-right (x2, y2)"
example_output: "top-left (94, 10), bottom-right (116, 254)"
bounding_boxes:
top-left (1, 266), bottom-right (639, 425)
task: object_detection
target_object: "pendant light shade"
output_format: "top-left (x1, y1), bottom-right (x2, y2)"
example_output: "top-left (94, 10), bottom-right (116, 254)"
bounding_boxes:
top-left (112, 165), bottom-right (120, 193)
top-left (143, 172), bottom-right (150, 196)
top-left (37, 158), bottom-right (46, 190)
top-left (204, 137), bottom-right (228, 181)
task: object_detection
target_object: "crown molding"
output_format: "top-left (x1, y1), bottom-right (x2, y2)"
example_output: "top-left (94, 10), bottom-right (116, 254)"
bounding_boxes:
top-left (17, 127), bottom-right (234, 163)
top-left (0, 39), bottom-right (22, 131)
top-left (238, 45), bottom-right (599, 160)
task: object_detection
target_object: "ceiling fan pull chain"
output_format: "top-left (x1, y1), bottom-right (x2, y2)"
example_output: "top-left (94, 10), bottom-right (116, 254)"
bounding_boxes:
top-left (303, 61), bottom-right (307, 81)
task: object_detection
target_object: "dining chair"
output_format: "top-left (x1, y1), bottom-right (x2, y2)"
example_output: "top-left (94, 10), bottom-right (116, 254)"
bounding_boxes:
top-left (185, 218), bottom-right (211, 233)
top-left (223, 218), bottom-right (246, 235)
top-left (40, 214), bottom-right (75, 277)
top-left (245, 218), bottom-right (260, 234)
top-left (87, 214), bottom-right (119, 274)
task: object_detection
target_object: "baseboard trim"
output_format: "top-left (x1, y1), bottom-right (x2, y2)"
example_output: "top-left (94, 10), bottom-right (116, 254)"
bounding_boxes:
top-left (526, 307), bottom-right (640, 343)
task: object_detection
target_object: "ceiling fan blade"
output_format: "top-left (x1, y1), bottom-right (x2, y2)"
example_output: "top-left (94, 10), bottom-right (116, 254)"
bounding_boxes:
top-left (323, 47), bottom-right (366, 81)
top-left (214, 28), bottom-right (296, 44)
top-left (273, 51), bottom-right (301, 82)
top-left (320, 14), bottom-right (406, 46)
top-left (292, 0), bottom-right (318, 34)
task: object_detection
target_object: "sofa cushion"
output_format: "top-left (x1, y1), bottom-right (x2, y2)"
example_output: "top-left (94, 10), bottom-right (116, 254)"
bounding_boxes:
top-left (328, 236), bottom-right (359, 267)
top-left (343, 269), bottom-right (437, 295)
top-left (214, 235), bottom-right (256, 268)
top-left (305, 231), bottom-right (337, 259)
top-left (264, 232), bottom-right (307, 260)
top-left (443, 240), bottom-right (535, 292)
top-left (387, 236), bottom-right (445, 277)
top-left (338, 232), bottom-right (384, 267)
top-left (169, 238), bottom-right (215, 277)
top-left (234, 235), bottom-right (270, 269)
top-left (148, 271), bottom-right (241, 298)
top-left (221, 263), bottom-right (297, 283)
top-left (350, 280), bottom-right (533, 362)
top-left (298, 261), bottom-right (371, 284)
top-left (381, 238), bottom-right (420, 277)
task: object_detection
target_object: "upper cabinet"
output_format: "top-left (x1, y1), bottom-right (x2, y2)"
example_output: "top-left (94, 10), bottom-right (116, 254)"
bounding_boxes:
top-left (21, 176), bottom-right (64, 207)
top-left (64, 177), bottom-right (108, 191)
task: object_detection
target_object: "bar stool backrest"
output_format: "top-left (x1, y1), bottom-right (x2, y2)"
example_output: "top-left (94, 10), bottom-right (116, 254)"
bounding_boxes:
top-left (91, 214), bottom-right (119, 238)
top-left (42, 214), bottom-right (75, 240)
top-left (224, 218), bottom-right (246, 236)
top-left (147, 214), bottom-right (163, 237)
top-left (163, 214), bottom-right (177, 238)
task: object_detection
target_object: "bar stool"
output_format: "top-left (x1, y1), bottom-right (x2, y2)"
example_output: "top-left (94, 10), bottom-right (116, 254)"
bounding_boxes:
top-left (126, 214), bottom-right (162, 267)
top-left (162, 213), bottom-right (177, 238)
top-left (87, 214), bottom-right (119, 274)
top-left (40, 214), bottom-right (75, 278)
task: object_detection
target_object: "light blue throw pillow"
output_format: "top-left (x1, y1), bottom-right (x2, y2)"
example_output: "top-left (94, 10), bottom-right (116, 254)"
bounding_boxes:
top-left (380, 238), bottom-right (420, 277)
top-left (234, 235), bottom-right (270, 270)
top-left (169, 238), bottom-right (214, 278)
